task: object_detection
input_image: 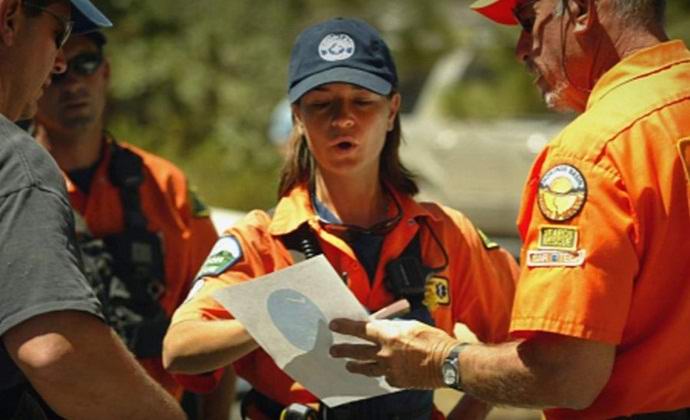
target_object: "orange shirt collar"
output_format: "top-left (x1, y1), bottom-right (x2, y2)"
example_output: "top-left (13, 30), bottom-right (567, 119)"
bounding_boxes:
top-left (588, 40), bottom-right (690, 109)
top-left (268, 183), bottom-right (438, 236)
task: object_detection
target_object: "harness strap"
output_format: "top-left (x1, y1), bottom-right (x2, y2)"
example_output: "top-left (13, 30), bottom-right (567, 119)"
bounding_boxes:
top-left (108, 142), bottom-right (147, 230)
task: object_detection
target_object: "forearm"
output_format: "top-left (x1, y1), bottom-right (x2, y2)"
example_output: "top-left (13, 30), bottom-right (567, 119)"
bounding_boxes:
top-left (4, 311), bottom-right (184, 420)
top-left (460, 341), bottom-right (556, 409)
top-left (163, 319), bottom-right (258, 374)
top-left (200, 366), bottom-right (237, 420)
top-left (459, 336), bottom-right (613, 410)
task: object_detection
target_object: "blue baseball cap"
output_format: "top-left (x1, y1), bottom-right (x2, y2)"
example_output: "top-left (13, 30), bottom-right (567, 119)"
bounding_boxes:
top-left (288, 17), bottom-right (398, 103)
top-left (70, 0), bottom-right (112, 34)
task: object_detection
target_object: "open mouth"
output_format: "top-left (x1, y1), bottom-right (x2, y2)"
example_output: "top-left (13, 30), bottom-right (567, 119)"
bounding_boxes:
top-left (335, 140), bottom-right (355, 151)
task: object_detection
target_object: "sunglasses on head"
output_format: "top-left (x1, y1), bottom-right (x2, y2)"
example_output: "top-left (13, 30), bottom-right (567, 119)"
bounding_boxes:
top-left (22, 1), bottom-right (74, 49)
top-left (52, 52), bottom-right (104, 83)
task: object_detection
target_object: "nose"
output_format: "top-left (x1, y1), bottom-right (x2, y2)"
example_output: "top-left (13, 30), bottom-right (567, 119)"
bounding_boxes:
top-left (515, 30), bottom-right (532, 63)
top-left (331, 101), bottom-right (355, 129)
top-left (52, 48), bottom-right (67, 74)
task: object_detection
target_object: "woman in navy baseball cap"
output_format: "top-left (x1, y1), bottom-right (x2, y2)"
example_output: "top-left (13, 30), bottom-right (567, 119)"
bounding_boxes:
top-left (164, 17), bottom-right (517, 420)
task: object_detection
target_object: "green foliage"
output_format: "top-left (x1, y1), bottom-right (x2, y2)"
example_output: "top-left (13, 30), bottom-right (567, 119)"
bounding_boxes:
top-left (95, 1), bottom-right (690, 210)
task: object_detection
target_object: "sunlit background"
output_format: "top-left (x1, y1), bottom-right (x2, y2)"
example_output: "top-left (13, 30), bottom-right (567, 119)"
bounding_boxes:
top-left (97, 0), bottom-right (690, 234)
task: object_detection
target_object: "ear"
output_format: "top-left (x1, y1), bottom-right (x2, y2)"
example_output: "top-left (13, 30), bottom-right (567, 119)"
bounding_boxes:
top-left (0, 0), bottom-right (22, 47)
top-left (386, 93), bottom-right (401, 132)
top-left (568, 0), bottom-right (598, 35)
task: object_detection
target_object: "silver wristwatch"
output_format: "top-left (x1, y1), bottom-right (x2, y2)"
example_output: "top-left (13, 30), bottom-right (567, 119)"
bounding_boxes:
top-left (441, 343), bottom-right (469, 390)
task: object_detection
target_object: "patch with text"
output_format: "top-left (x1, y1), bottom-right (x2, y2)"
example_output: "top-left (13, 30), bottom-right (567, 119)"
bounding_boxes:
top-left (538, 225), bottom-right (578, 251)
top-left (526, 249), bottom-right (586, 267)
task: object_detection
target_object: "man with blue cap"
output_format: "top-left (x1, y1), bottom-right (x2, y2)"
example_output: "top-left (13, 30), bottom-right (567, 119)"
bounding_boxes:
top-left (0, 1), bottom-right (184, 418)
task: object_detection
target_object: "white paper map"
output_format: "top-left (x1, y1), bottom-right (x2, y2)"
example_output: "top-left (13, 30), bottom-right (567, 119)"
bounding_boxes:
top-left (212, 255), bottom-right (399, 407)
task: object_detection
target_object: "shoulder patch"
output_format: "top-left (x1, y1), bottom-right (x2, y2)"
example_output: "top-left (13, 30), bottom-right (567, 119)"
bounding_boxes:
top-left (476, 228), bottom-right (499, 250)
top-left (189, 187), bottom-right (210, 218)
top-left (526, 249), bottom-right (586, 267)
top-left (196, 235), bottom-right (243, 279)
top-left (424, 276), bottom-right (450, 311)
top-left (183, 278), bottom-right (206, 303)
top-left (538, 164), bottom-right (587, 222)
top-left (538, 225), bottom-right (578, 251)
top-left (678, 139), bottom-right (690, 183)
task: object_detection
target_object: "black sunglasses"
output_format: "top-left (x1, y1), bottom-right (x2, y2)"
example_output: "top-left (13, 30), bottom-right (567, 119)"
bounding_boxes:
top-left (22, 1), bottom-right (74, 49)
top-left (52, 52), bottom-right (104, 83)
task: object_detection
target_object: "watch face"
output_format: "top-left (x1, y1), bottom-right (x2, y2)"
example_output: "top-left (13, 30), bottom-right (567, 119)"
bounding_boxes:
top-left (442, 363), bottom-right (457, 386)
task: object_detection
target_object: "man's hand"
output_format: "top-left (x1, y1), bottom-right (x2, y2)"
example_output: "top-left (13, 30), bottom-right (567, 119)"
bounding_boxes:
top-left (329, 318), bottom-right (459, 389)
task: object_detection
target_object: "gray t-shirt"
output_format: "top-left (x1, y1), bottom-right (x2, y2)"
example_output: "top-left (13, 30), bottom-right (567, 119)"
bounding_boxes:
top-left (0, 114), bottom-right (102, 391)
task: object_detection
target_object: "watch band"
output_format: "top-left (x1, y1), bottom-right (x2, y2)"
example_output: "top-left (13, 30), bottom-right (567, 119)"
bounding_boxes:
top-left (442, 342), bottom-right (470, 391)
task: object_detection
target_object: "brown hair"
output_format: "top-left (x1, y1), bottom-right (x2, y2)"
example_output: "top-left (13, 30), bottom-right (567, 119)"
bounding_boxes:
top-left (277, 92), bottom-right (418, 198)
top-left (21, 0), bottom-right (60, 17)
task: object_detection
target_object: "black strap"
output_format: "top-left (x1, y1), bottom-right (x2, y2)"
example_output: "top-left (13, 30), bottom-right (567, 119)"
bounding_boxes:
top-left (279, 222), bottom-right (323, 261)
top-left (383, 232), bottom-right (433, 311)
top-left (618, 408), bottom-right (690, 420)
top-left (108, 142), bottom-right (147, 230)
top-left (100, 140), bottom-right (168, 358)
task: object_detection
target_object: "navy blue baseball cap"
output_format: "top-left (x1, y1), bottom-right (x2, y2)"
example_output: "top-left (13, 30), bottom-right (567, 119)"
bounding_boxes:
top-left (70, 0), bottom-right (112, 34)
top-left (288, 17), bottom-right (398, 103)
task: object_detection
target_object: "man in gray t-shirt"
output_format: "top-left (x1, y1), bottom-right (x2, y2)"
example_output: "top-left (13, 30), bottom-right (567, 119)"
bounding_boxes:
top-left (0, 0), bottom-right (183, 418)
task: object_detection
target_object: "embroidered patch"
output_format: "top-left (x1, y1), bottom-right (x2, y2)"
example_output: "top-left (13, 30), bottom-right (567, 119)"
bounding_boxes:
top-left (526, 249), bottom-right (586, 267)
top-left (679, 139), bottom-right (690, 183)
top-left (196, 235), bottom-right (243, 279)
top-left (189, 187), bottom-right (210, 218)
top-left (477, 228), bottom-right (499, 250)
top-left (424, 276), bottom-right (450, 311)
top-left (319, 33), bottom-right (355, 62)
top-left (183, 279), bottom-right (205, 303)
top-left (538, 225), bottom-right (579, 251)
top-left (538, 164), bottom-right (587, 222)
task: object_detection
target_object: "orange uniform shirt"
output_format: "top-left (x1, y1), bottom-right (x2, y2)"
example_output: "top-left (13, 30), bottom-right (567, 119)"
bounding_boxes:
top-left (513, 41), bottom-right (690, 419)
top-left (66, 139), bottom-right (218, 399)
top-left (172, 184), bottom-right (517, 410)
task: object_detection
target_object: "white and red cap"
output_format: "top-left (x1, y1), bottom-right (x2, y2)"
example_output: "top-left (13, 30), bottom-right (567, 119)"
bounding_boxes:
top-left (470, 0), bottom-right (520, 25)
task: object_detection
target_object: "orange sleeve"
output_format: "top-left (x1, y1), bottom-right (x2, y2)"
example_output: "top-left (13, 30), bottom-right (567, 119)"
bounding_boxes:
top-left (511, 152), bottom-right (638, 344)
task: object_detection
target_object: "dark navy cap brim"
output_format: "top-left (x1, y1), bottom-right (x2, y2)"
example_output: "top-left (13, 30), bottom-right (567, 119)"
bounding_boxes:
top-left (288, 67), bottom-right (392, 103)
top-left (70, 0), bottom-right (112, 34)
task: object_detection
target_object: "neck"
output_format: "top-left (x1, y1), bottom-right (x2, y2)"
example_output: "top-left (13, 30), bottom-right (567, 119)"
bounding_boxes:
top-left (0, 58), bottom-right (22, 121)
top-left (36, 121), bottom-right (104, 171)
top-left (314, 171), bottom-right (388, 228)
top-left (590, 19), bottom-right (669, 84)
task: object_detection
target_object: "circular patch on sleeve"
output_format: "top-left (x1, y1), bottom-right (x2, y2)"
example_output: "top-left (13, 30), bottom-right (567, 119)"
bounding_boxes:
top-left (537, 164), bottom-right (587, 222)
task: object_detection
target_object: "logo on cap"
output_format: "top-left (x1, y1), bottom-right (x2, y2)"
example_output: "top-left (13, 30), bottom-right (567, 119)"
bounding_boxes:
top-left (319, 33), bottom-right (355, 62)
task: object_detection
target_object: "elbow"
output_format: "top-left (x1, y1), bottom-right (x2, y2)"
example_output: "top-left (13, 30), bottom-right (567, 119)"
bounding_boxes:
top-left (162, 331), bottom-right (185, 373)
top-left (17, 336), bottom-right (74, 377)
top-left (520, 334), bottom-right (614, 411)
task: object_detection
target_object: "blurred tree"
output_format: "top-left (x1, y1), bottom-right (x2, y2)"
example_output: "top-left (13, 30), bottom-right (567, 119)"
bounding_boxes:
top-left (95, 0), bottom-right (690, 210)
